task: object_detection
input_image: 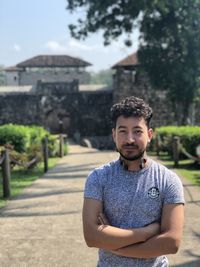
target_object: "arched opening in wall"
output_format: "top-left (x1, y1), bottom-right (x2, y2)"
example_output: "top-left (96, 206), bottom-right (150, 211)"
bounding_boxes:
top-left (45, 110), bottom-right (71, 135)
top-left (59, 115), bottom-right (71, 135)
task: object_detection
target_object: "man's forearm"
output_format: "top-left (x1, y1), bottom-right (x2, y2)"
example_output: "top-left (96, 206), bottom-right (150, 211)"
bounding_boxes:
top-left (111, 204), bottom-right (185, 258)
top-left (112, 231), bottom-right (181, 258)
top-left (86, 224), bottom-right (147, 250)
top-left (84, 222), bottom-right (159, 250)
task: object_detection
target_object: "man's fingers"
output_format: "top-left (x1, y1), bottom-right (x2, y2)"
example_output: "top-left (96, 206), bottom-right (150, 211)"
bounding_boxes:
top-left (98, 215), bottom-right (104, 225)
top-left (99, 213), bottom-right (109, 224)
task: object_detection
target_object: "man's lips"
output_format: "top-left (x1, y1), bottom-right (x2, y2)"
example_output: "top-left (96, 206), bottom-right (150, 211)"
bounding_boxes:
top-left (123, 145), bottom-right (138, 150)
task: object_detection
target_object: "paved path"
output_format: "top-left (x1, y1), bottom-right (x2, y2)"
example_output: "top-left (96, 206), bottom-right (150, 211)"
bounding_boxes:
top-left (0, 144), bottom-right (200, 267)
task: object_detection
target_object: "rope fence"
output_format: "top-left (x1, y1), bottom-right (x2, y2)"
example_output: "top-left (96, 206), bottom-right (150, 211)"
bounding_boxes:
top-left (0, 134), bottom-right (67, 199)
top-left (156, 135), bottom-right (200, 167)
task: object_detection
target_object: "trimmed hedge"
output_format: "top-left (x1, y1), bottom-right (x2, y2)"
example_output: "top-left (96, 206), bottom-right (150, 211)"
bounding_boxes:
top-left (0, 124), bottom-right (50, 153)
top-left (155, 126), bottom-right (200, 156)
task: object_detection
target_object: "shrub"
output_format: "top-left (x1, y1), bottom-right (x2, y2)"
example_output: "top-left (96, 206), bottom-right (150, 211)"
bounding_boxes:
top-left (47, 135), bottom-right (69, 157)
top-left (46, 135), bottom-right (59, 157)
top-left (0, 124), bottom-right (49, 153)
top-left (155, 126), bottom-right (200, 156)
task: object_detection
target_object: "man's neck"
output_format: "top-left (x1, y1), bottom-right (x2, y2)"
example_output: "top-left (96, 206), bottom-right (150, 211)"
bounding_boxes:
top-left (121, 153), bottom-right (148, 172)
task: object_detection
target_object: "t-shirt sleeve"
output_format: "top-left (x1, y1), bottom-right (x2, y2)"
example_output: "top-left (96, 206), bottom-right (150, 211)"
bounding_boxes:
top-left (84, 169), bottom-right (103, 201)
top-left (163, 171), bottom-right (185, 205)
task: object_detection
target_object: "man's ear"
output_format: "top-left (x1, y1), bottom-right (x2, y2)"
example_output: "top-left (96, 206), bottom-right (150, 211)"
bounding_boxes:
top-left (148, 128), bottom-right (153, 142)
top-left (112, 128), bottom-right (116, 143)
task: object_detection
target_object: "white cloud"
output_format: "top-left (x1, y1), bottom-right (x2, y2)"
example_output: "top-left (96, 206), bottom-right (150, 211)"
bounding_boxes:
top-left (45, 41), bottom-right (67, 52)
top-left (68, 39), bottom-right (93, 51)
top-left (45, 38), bottom-right (106, 53)
top-left (43, 32), bottom-right (139, 71)
top-left (12, 44), bottom-right (21, 52)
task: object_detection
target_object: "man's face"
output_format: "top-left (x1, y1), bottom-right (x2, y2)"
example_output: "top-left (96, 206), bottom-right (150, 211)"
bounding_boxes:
top-left (112, 115), bottom-right (153, 161)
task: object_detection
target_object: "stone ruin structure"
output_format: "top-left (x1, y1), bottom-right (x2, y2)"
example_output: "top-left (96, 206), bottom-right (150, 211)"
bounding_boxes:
top-left (1, 54), bottom-right (113, 148)
top-left (112, 53), bottom-right (200, 127)
top-left (1, 53), bottom-right (199, 149)
top-left (112, 53), bottom-right (174, 128)
top-left (4, 55), bottom-right (91, 86)
top-left (0, 81), bottom-right (113, 148)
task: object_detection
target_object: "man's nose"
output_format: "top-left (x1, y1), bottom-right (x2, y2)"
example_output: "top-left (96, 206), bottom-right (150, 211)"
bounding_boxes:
top-left (126, 133), bottom-right (135, 143)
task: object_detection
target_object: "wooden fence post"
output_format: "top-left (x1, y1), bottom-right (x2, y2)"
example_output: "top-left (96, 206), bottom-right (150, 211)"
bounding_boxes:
top-left (59, 134), bottom-right (64, 158)
top-left (173, 136), bottom-right (180, 167)
top-left (43, 137), bottom-right (48, 173)
top-left (2, 149), bottom-right (11, 198)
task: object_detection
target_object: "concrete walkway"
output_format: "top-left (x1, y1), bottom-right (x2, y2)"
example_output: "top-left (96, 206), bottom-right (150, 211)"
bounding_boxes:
top-left (0, 144), bottom-right (199, 267)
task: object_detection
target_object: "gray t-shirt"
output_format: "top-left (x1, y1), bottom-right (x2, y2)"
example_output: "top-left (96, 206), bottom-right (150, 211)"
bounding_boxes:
top-left (84, 158), bottom-right (185, 267)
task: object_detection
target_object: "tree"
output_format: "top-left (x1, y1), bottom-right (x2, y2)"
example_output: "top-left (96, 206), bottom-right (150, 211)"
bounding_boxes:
top-left (66, 0), bottom-right (200, 125)
top-left (67, 0), bottom-right (146, 45)
top-left (0, 66), bottom-right (6, 86)
top-left (138, 1), bottom-right (200, 125)
top-left (89, 69), bottom-right (113, 87)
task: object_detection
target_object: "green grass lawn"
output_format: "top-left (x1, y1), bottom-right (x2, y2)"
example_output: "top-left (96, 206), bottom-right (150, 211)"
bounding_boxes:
top-left (0, 157), bottom-right (59, 208)
top-left (153, 152), bottom-right (200, 187)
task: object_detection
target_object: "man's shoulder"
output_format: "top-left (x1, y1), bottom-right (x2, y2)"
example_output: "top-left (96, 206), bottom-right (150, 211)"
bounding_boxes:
top-left (150, 158), bottom-right (173, 172)
top-left (150, 158), bottom-right (180, 181)
top-left (92, 158), bottom-right (119, 175)
top-left (85, 158), bottom-right (119, 188)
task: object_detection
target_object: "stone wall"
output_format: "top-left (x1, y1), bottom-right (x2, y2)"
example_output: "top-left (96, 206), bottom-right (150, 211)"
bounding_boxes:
top-left (113, 67), bottom-right (200, 127)
top-left (0, 93), bottom-right (40, 125)
top-left (15, 69), bottom-right (90, 85)
top-left (36, 80), bottom-right (79, 94)
top-left (5, 71), bottom-right (19, 86)
top-left (0, 81), bottom-right (113, 139)
top-left (1, 71), bottom-right (199, 150)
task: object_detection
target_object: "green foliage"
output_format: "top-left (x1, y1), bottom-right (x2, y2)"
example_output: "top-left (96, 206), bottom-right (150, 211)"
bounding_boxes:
top-left (48, 136), bottom-right (69, 157)
top-left (0, 158), bottom-right (59, 204)
top-left (0, 124), bottom-right (66, 170)
top-left (138, 1), bottom-right (200, 124)
top-left (156, 154), bottom-right (200, 187)
top-left (89, 69), bottom-right (113, 87)
top-left (66, 0), bottom-right (200, 124)
top-left (0, 124), bottom-right (49, 153)
top-left (0, 66), bottom-right (6, 86)
top-left (64, 141), bottom-right (69, 155)
top-left (155, 126), bottom-right (200, 155)
top-left (67, 0), bottom-right (146, 45)
top-left (47, 135), bottom-right (59, 157)
top-left (194, 86), bottom-right (200, 104)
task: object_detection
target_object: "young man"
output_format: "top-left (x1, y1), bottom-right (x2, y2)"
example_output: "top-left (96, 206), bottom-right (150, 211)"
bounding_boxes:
top-left (83, 96), bottom-right (185, 267)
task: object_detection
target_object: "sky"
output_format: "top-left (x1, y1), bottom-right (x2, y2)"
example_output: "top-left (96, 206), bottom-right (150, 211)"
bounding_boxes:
top-left (0, 0), bottom-right (139, 72)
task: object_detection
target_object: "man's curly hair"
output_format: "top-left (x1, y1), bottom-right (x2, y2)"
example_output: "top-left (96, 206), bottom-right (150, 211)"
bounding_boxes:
top-left (110, 96), bottom-right (153, 128)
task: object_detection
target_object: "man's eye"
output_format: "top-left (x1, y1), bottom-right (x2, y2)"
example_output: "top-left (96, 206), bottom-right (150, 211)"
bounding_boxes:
top-left (119, 130), bottom-right (126, 133)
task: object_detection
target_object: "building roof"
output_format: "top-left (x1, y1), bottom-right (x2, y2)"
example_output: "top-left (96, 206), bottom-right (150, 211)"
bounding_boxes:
top-left (0, 85), bottom-right (34, 94)
top-left (16, 55), bottom-right (92, 68)
top-left (112, 52), bottom-right (139, 69)
top-left (4, 66), bottom-right (23, 72)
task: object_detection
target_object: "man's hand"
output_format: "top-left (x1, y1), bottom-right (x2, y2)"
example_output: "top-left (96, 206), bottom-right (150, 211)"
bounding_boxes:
top-left (98, 212), bottom-right (160, 244)
top-left (110, 204), bottom-right (184, 259)
top-left (111, 221), bottom-right (160, 256)
top-left (98, 213), bottom-right (110, 225)
top-left (98, 213), bottom-right (160, 240)
top-left (83, 198), bottom-right (162, 250)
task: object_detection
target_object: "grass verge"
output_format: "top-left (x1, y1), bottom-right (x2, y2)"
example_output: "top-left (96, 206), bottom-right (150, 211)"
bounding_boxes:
top-left (153, 152), bottom-right (200, 187)
top-left (0, 157), bottom-right (60, 208)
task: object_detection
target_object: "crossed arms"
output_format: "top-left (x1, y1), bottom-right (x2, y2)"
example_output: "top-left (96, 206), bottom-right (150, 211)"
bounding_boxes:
top-left (82, 198), bottom-right (184, 258)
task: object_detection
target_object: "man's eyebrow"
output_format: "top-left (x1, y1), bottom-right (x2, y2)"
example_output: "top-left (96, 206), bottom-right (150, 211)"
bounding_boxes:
top-left (117, 126), bottom-right (127, 129)
top-left (117, 125), bottom-right (143, 130)
top-left (133, 126), bottom-right (143, 129)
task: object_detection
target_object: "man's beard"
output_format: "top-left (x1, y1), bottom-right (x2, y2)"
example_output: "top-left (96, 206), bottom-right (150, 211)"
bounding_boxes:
top-left (116, 144), bottom-right (146, 161)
